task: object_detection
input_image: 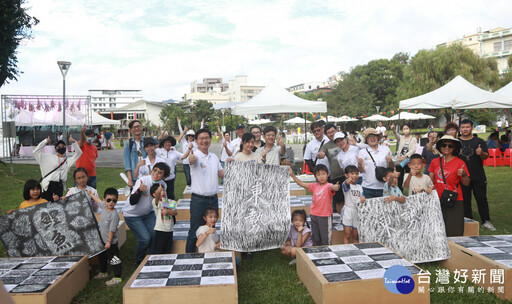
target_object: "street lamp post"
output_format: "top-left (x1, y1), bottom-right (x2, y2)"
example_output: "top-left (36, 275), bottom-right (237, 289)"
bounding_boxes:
top-left (57, 61), bottom-right (71, 144)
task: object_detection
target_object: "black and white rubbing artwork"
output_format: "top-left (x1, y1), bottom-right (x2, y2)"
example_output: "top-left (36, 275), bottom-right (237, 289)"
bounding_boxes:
top-left (449, 235), bottom-right (512, 268)
top-left (302, 243), bottom-right (422, 282)
top-left (0, 192), bottom-right (104, 258)
top-left (0, 256), bottom-right (81, 293)
top-left (221, 161), bottom-right (291, 252)
top-left (130, 252), bottom-right (236, 288)
top-left (357, 192), bottom-right (450, 263)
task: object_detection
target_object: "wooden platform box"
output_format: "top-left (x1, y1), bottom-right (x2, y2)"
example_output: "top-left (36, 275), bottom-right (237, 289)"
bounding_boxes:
top-left (297, 243), bottom-right (430, 304)
top-left (440, 235), bottom-right (512, 301)
top-left (0, 256), bottom-right (88, 304)
top-left (463, 217), bottom-right (479, 236)
top-left (123, 252), bottom-right (238, 304)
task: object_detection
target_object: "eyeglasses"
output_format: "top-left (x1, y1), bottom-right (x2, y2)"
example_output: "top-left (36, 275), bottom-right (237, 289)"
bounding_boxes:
top-left (152, 168), bottom-right (164, 174)
top-left (106, 198), bottom-right (117, 203)
top-left (312, 129), bottom-right (322, 133)
top-left (131, 125), bottom-right (141, 129)
top-left (440, 143), bottom-right (454, 148)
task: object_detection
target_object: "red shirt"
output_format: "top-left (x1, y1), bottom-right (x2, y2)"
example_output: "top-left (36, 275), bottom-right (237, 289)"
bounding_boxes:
top-left (76, 143), bottom-right (98, 176)
top-left (428, 156), bottom-right (469, 201)
top-left (308, 182), bottom-right (334, 217)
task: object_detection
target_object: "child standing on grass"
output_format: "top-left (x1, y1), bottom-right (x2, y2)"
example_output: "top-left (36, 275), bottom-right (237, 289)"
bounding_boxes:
top-left (8, 179), bottom-right (48, 214)
top-left (403, 154), bottom-right (434, 195)
top-left (196, 207), bottom-right (220, 253)
top-left (64, 167), bottom-right (100, 212)
top-left (93, 187), bottom-right (122, 286)
top-left (281, 209), bottom-right (312, 264)
top-left (383, 168), bottom-right (406, 204)
top-left (289, 165), bottom-right (340, 246)
top-left (150, 183), bottom-right (177, 254)
top-left (341, 165), bottom-right (365, 244)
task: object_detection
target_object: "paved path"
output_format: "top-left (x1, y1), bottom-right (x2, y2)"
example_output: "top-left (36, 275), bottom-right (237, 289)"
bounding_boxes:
top-left (13, 143), bottom-right (307, 168)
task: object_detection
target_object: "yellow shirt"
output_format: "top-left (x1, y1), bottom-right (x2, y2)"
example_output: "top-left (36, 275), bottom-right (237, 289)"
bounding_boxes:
top-left (19, 198), bottom-right (48, 210)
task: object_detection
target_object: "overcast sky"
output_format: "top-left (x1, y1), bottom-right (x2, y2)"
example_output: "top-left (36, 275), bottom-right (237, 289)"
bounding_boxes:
top-left (1, 0), bottom-right (510, 101)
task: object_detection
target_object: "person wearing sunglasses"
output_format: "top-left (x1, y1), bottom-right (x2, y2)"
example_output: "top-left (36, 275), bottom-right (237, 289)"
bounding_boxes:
top-left (125, 162), bottom-right (170, 265)
top-left (304, 121), bottom-right (330, 173)
top-left (428, 135), bottom-right (470, 236)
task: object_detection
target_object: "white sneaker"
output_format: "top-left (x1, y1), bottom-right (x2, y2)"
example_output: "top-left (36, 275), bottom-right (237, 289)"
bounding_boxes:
top-left (289, 259), bottom-right (296, 265)
top-left (482, 221), bottom-right (496, 231)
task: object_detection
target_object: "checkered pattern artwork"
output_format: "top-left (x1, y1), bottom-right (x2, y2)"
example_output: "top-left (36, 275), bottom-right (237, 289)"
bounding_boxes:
top-left (130, 252), bottom-right (235, 288)
top-left (0, 256), bottom-right (82, 293)
top-left (302, 243), bottom-right (421, 282)
top-left (449, 235), bottom-right (512, 267)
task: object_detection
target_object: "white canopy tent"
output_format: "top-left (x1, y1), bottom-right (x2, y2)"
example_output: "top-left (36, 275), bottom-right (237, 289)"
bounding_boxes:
top-left (284, 117), bottom-right (311, 124)
top-left (91, 112), bottom-right (120, 125)
top-left (232, 80), bottom-right (327, 115)
top-left (247, 118), bottom-right (273, 125)
top-left (389, 112), bottom-right (436, 120)
top-left (495, 81), bottom-right (512, 97)
top-left (399, 75), bottom-right (512, 110)
top-left (362, 114), bottom-right (391, 121)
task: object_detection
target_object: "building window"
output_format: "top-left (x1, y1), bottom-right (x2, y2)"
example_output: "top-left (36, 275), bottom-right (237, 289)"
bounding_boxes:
top-left (128, 113), bottom-right (134, 120)
top-left (494, 41), bottom-right (502, 52)
top-left (504, 39), bottom-right (512, 51)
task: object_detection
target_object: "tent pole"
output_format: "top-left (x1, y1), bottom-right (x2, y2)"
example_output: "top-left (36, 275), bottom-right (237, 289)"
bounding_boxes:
top-left (304, 112), bottom-right (307, 150)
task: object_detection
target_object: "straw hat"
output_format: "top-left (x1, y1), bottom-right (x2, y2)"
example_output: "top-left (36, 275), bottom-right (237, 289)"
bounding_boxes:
top-left (363, 128), bottom-right (383, 142)
top-left (436, 135), bottom-right (461, 154)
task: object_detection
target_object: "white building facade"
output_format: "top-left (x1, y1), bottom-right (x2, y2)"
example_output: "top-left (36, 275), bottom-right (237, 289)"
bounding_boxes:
top-left (89, 89), bottom-right (143, 112)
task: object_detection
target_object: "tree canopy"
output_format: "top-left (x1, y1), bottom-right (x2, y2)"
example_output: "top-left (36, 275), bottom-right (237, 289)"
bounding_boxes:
top-left (0, 0), bottom-right (39, 88)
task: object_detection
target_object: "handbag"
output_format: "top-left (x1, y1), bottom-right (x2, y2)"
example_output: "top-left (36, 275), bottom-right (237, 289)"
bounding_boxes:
top-left (366, 148), bottom-right (387, 182)
top-left (439, 158), bottom-right (458, 208)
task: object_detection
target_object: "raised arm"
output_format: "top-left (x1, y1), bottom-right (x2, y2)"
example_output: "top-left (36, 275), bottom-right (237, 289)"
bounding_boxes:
top-left (177, 116), bottom-right (183, 134)
top-left (78, 125), bottom-right (86, 147)
top-left (288, 167), bottom-right (308, 189)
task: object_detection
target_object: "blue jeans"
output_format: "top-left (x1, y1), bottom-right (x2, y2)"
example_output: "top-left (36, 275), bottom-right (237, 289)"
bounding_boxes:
top-left (125, 211), bottom-right (156, 263)
top-left (186, 195), bottom-right (218, 253)
top-left (362, 187), bottom-right (383, 199)
top-left (183, 164), bottom-right (191, 186)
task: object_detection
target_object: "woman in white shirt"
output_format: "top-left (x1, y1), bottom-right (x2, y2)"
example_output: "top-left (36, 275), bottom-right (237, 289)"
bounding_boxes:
top-left (156, 136), bottom-right (191, 199)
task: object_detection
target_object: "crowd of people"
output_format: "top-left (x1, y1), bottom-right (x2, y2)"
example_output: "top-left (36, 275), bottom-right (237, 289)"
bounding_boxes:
top-left (8, 115), bottom-right (506, 283)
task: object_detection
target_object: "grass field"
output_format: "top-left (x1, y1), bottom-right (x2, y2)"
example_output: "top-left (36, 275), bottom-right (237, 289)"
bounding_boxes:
top-left (0, 163), bottom-right (511, 303)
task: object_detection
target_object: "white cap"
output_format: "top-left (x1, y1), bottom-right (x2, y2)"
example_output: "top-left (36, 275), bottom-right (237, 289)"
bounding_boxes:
top-left (333, 132), bottom-right (346, 141)
top-left (186, 130), bottom-right (195, 136)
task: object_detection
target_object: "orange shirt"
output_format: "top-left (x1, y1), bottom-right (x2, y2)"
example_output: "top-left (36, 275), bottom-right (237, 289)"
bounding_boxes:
top-left (19, 198), bottom-right (48, 209)
top-left (76, 143), bottom-right (98, 176)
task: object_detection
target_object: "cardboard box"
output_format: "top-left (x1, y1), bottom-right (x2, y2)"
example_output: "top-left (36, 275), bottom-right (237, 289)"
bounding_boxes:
top-left (463, 217), bottom-right (479, 236)
top-left (440, 236), bottom-right (512, 301)
top-left (296, 243), bottom-right (430, 304)
top-left (123, 252), bottom-right (238, 304)
top-left (2, 256), bottom-right (89, 304)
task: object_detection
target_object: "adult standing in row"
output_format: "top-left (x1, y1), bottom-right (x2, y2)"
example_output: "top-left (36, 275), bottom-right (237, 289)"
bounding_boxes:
top-left (357, 128), bottom-right (394, 198)
top-left (77, 127), bottom-right (98, 188)
top-left (123, 120), bottom-right (162, 188)
top-left (376, 121), bottom-right (387, 137)
top-left (392, 123), bottom-right (417, 191)
top-left (317, 124), bottom-right (344, 213)
top-left (458, 120), bottom-right (496, 231)
top-left (156, 136), bottom-right (190, 200)
top-left (177, 117), bottom-right (203, 186)
top-left (429, 135), bottom-right (470, 236)
top-left (226, 124), bottom-right (246, 157)
top-left (34, 133), bottom-right (82, 202)
top-left (250, 125), bottom-right (265, 151)
top-left (186, 129), bottom-right (224, 253)
top-left (304, 121), bottom-right (329, 172)
top-left (257, 126), bottom-right (285, 165)
top-left (422, 131), bottom-right (440, 174)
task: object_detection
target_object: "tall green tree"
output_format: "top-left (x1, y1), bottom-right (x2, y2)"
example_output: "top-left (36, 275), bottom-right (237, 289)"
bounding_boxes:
top-left (159, 104), bottom-right (186, 134)
top-left (0, 0), bottom-right (39, 87)
top-left (325, 76), bottom-right (374, 117)
top-left (191, 100), bottom-right (217, 130)
top-left (397, 43), bottom-right (501, 100)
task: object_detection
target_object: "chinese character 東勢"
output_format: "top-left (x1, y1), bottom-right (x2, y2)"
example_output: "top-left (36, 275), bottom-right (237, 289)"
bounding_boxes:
top-left (418, 269), bottom-right (431, 284)
top-left (453, 269), bottom-right (468, 283)
top-left (471, 269), bottom-right (486, 284)
top-left (436, 269), bottom-right (450, 284)
top-left (490, 269), bottom-right (504, 284)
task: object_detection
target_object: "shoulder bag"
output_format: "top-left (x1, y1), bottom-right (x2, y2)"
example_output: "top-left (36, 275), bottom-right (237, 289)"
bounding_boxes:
top-left (366, 148), bottom-right (387, 182)
top-left (439, 158), bottom-right (458, 208)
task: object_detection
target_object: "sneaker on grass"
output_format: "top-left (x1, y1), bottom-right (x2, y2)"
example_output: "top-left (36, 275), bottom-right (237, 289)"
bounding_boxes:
top-left (289, 259), bottom-right (296, 265)
top-left (93, 272), bottom-right (108, 279)
top-left (482, 221), bottom-right (496, 231)
top-left (105, 278), bottom-right (122, 286)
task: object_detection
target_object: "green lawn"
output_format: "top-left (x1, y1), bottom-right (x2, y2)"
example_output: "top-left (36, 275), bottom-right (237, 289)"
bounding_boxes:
top-left (0, 164), bottom-right (511, 303)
